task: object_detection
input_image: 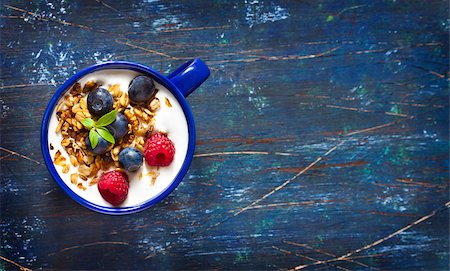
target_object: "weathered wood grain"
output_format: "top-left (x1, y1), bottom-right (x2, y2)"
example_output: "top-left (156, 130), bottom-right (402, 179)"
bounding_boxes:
top-left (0, 0), bottom-right (448, 270)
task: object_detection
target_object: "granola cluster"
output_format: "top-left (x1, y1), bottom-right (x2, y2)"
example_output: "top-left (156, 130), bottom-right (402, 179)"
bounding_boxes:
top-left (53, 80), bottom-right (161, 189)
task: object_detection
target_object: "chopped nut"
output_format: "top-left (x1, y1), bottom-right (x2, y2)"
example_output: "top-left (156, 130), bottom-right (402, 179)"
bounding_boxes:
top-left (123, 109), bottom-right (131, 118)
top-left (142, 112), bottom-right (150, 122)
top-left (89, 163), bottom-right (98, 178)
top-left (111, 152), bottom-right (119, 161)
top-left (61, 111), bottom-right (71, 120)
top-left (73, 96), bottom-right (80, 105)
top-left (75, 136), bottom-right (84, 146)
top-left (124, 109), bottom-right (139, 129)
top-left (143, 108), bottom-right (154, 116)
top-left (147, 170), bottom-right (160, 186)
top-left (84, 111), bottom-right (92, 118)
top-left (79, 175), bottom-right (88, 181)
top-left (95, 155), bottom-right (103, 170)
top-left (134, 128), bottom-right (146, 137)
top-left (62, 164), bottom-right (70, 174)
top-left (77, 182), bottom-right (87, 191)
top-left (78, 164), bottom-right (91, 176)
top-left (70, 155), bottom-right (78, 167)
top-left (83, 80), bottom-right (98, 93)
top-left (76, 120), bottom-right (83, 130)
top-left (83, 154), bottom-right (94, 165)
top-left (79, 97), bottom-right (87, 110)
top-left (78, 139), bottom-right (86, 149)
top-left (70, 83), bottom-right (81, 95)
top-left (149, 98), bottom-right (160, 112)
top-left (165, 97), bottom-right (172, 108)
top-left (114, 101), bottom-right (121, 111)
top-left (76, 150), bottom-right (84, 165)
top-left (120, 93), bottom-right (129, 107)
top-left (67, 128), bottom-right (76, 139)
top-left (54, 150), bottom-right (67, 166)
top-left (70, 173), bottom-right (78, 184)
top-left (145, 126), bottom-right (153, 137)
top-left (109, 84), bottom-right (122, 97)
top-left (106, 144), bottom-right (114, 152)
top-left (64, 95), bottom-right (74, 107)
top-left (134, 108), bottom-right (143, 117)
top-left (138, 137), bottom-right (145, 145)
top-left (121, 141), bottom-right (130, 148)
top-left (71, 103), bottom-right (81, 114)
top-left (67, 147), bottom-right (74, 155)
top-left (75, 112), bottom-right (85, 122)
top-left (56, 101), bottom-right (65, 112)
top-left (136, 144), bottom-right (144, 152)
top-left (56, 119), bottom-right (64, 133)
top-left (89, 177), bottom-right (98, 186)
top-left (132, 120), bottom-right (139, 129)
top-left (112, 146), bottom-right (121, 155)
top-left (61, 138), bottom-right (71, 147)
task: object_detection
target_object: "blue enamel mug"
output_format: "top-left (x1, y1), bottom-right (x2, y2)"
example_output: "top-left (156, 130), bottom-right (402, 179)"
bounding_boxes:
top-left (41, 59), bottom-right (210, 214)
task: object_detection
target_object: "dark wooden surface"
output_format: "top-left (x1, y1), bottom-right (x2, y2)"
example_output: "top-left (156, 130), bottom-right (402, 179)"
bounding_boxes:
top-left (1, 1), bottom-right (449, 270)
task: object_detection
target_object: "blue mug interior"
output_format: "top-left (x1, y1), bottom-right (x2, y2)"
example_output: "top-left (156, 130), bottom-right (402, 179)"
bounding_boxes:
top-left (41, 61), bottom-right (199, 215)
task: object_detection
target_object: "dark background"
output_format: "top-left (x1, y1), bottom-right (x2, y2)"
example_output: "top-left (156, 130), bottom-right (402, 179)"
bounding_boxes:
top-left (1, 1), bottom-right (449, 270)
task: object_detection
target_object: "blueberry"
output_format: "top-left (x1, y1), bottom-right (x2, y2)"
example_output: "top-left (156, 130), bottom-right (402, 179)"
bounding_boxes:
top-left (128, 75), bottom-right (156, 104)
top-left (85, 135), bottom-right (111, 155)
top-left (87, 87), bottom-right (114, 116)
top-left (106, 112), bottom-right (129, 140)
top-left (119, 147), bottom-right (143, 172)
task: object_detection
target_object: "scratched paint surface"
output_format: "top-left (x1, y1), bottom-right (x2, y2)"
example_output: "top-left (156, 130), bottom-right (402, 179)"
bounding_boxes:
top-left (0, 0), bottom-right (449, 270)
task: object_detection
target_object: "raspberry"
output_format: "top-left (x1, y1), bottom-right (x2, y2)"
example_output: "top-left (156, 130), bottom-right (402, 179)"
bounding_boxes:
top-left (144, 133), bottom-right (175, 166)
top-left (97, 170), bottom-right (129, 206)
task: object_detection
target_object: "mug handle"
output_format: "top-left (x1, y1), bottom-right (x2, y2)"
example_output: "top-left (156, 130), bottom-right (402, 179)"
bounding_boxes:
top-left (167, 58), bottom-right (210, 97)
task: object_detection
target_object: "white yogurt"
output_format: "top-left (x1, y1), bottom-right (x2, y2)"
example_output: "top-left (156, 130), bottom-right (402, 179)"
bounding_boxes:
top-left (48, 69), bottom-right (189, 207)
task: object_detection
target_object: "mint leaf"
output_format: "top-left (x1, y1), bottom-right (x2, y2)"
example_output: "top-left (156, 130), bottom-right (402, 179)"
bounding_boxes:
top-left (96, 110), bottom-right (117, 127)
top-left (89, 129), bottom-right (99, 149)
top-left (97, 127), bottom-right (115, 144)
top-left (81, 118), bottom-right (95, 129)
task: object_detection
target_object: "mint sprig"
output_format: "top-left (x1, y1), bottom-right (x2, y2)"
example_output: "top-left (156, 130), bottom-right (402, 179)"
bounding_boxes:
top-left (96, 110), bottom-right (117, 127)
top-left (97, 127), bottom-right (115, 144)
top-left (81, 110), bottom-right (117, 148)
top-left (81, 118), bottom-right (95, 129)
top-left (89, 129), bottom-right (99, 148)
